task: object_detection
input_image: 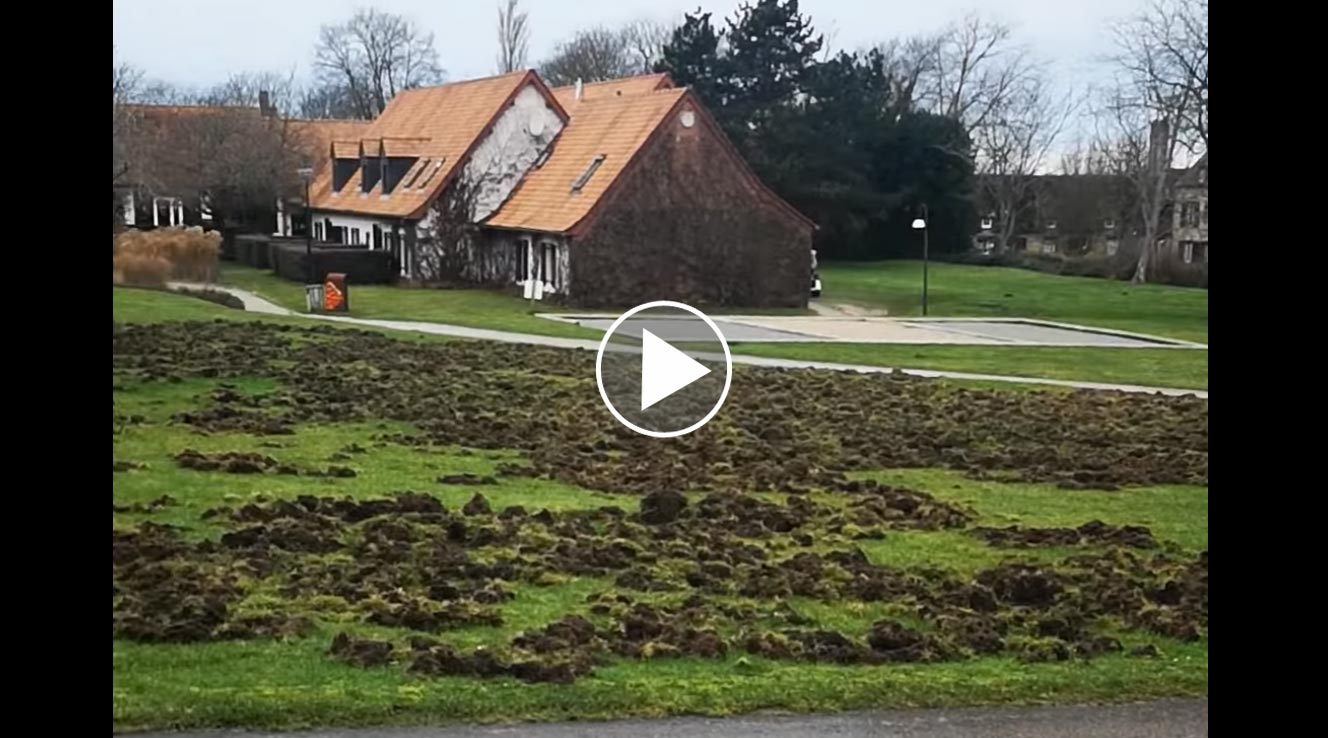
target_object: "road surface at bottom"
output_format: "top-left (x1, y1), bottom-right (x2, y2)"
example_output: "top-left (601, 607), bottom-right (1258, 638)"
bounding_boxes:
top-left (128, 699), bottom-right (1207, 738)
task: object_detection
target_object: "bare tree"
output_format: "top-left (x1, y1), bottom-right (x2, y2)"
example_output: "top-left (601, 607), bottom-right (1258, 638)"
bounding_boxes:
top-left (496, 0), bottom-right (530, 74)
top-left (1097, 0), bottom-right (1207, 283)
top-left (927, 13), bottom-right (1034, 135)
top-left (877, 13), bottom-right (1034, 138)
top-left (204, 71), bottom-right (300, 116)
top-left (298, 84), bottom-right (360, 119)
top-left (539, 27), bottom-right (634, 86)
top-left (1093, 100), bottom-right (1177, 283)
top-left (1111, 0), bottom-right (1208, 153)
top-left (113, 58), bottom-right (144, 185)
top-left (876, 35), bottom-right (938, 120)
top-left (976, 72), bottom-right (1077, 252)
top-left (621, 18), bottom-right (670, 73)
top-left (314, 8), bottom-right (445, 119)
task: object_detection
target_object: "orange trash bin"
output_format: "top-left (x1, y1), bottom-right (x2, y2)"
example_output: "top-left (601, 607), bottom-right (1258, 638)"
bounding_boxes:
top-left (323, 273), bottom-right (349, 313)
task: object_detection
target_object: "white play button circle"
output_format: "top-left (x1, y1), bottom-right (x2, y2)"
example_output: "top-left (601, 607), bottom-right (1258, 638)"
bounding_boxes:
top-left (595, 301), bottom-right (732, 438)
top-left (639, 329), bottom-right (712, 411)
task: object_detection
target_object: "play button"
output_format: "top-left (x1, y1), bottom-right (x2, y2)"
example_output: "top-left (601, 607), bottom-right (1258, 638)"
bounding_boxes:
top-left (595, 301), bottom-right (732, 438)
top-left (640, 329), bottom-right (711, 410)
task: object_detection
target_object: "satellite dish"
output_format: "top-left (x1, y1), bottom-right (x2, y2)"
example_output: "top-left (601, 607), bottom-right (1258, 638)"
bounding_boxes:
top-left (529, 117), bottom-right (546, 137)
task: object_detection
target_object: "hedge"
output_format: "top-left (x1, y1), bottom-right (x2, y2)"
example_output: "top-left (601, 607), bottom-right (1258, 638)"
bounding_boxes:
top-left (940, 250), bottom-right (1207, 289)
top-left (271, 243), bottom-right (396, 285)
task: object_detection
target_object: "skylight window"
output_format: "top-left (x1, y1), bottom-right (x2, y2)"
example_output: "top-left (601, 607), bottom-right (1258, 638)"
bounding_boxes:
top-left (571, 155), bottom-right (606, 193)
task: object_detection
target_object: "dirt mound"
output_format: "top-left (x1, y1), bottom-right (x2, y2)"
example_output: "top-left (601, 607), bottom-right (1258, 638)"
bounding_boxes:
top-left (112, 322), bottom-right (1210, 683)
top-left (972, 520), bottom-right (1158, 549)
top-left (114, 322), bottom-right (1208, 490)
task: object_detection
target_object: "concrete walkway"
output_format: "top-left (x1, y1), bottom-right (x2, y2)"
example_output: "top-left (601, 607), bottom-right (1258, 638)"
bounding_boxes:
top-left (127, 698), bottom-right (1208, 738)
top-left (168, 284), bottom-right (1208, 399)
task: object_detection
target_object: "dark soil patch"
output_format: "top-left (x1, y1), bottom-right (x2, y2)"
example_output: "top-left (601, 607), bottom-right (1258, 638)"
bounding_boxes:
top-left (111, 322), bottom-right (1210, 684)
top-left (971, 520), bottom-right (1158, 549)
top-left (114, 322), bottom-right (1208, 491)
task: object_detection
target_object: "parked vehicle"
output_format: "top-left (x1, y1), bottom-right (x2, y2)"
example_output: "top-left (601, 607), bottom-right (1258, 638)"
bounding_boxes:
top-left (810, 248), bottom-right (822, 297)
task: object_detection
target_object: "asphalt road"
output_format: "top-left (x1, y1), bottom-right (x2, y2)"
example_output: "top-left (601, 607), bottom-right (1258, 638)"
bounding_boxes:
top-left (130, 699), bottom-right (1207, 738)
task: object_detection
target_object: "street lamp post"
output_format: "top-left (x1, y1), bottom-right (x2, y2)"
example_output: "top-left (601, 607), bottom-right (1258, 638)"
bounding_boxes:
top-left (911, 204), bottom-right (930, 317)
top-left (297, 167), bottom-right (315, 287)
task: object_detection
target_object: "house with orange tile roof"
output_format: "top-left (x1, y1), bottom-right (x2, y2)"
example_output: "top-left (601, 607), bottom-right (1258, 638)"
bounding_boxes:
top-left (302, 70), bottom-right (816, 308)
top-left (115, 93), bottom-right (336, 234)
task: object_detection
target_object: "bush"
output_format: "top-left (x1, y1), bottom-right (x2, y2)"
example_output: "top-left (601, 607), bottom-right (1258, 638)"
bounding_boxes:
top-left (113, 227), bottom-right (220, 283)
top-left (1152, 254), bottom-right (1208, 288)
top-left (113, 253), bottom-right (171, 287)
top-left (173, 286), bottom-right (246, 310)
top-left (940, 249), bottom-right (1200, 288)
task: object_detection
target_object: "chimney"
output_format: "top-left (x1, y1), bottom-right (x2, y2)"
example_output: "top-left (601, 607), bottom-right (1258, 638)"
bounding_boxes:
top-left (574, 78), bottom-right (583, 102)
top-left (1147, 118), bottom-right (1169, 173)
top-left (259, 90), bottom-right (275, 118)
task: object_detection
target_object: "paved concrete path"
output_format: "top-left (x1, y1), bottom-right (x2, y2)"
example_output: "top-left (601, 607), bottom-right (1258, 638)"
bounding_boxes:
top-left (167, 284), bottom-right (1208, 399)
top-left (128, 699), bottom-right (1208, 738)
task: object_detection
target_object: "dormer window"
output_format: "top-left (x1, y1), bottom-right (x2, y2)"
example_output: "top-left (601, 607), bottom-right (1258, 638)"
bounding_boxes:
top-left (980, 215), bottom-right (994, 230)
top-left (361, 155), bottom-right (382, 193)
top-left (381, 157), bottom-right (418, 195)
top-left (332, 158), bottom-right (358, 192)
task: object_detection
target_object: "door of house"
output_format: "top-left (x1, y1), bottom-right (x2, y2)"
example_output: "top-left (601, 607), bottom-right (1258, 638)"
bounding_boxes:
top-left (539, 241), bottom-right (559, 293)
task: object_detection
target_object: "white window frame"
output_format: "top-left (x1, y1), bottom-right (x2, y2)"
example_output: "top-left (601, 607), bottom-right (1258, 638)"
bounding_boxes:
top-left (1182, 242), bottom-right (1194, 263)
top-left (979, 216), bottom-right (994, 230)
top-left (516, 237), bottom-right (533, 284)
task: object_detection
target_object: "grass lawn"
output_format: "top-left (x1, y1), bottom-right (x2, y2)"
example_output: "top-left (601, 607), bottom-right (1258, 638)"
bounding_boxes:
top-left (817, 261), bottom-right (1209, 343)
top-left (731, 344), bottom-right (1208, 390)
top-left (113, 289), bottom-right (1207, 731)
top-left (218, 264), bottom-right (602, 340)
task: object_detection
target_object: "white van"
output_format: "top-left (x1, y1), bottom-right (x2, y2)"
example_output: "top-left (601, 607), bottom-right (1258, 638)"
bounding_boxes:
top-left (810, 249), bottom-right (822, 298)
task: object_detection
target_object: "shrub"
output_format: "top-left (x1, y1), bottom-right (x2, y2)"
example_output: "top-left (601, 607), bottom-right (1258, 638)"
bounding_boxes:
top-left (940, 248), bottom-right (1203, 288)
top-left (113, 227), bottom-right (221, 283)
top-left (113, 253), bottom-right (171, 287)
top-left (173, 286), bottom-right (246, 310)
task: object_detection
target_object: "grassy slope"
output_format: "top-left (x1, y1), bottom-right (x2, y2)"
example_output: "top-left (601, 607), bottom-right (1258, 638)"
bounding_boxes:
top-left (112, 289), bottom-right (1207, 731)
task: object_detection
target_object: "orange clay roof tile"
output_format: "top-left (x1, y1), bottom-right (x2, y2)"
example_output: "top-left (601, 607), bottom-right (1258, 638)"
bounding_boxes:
top-left (484, 87), bottom-right (688, 233)
top-left (307, 71), bottom-right (536, 218)
top-left (550, 73), bottom-right (673, 109)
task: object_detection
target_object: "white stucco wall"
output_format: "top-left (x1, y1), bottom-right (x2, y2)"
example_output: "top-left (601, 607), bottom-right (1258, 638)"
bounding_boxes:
top-left (462, 83), bottom-right (565, 221)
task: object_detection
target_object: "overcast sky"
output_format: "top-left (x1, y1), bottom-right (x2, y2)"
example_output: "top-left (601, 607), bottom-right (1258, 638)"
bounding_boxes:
top-left (113, 0), bottom-right (1142, 93)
